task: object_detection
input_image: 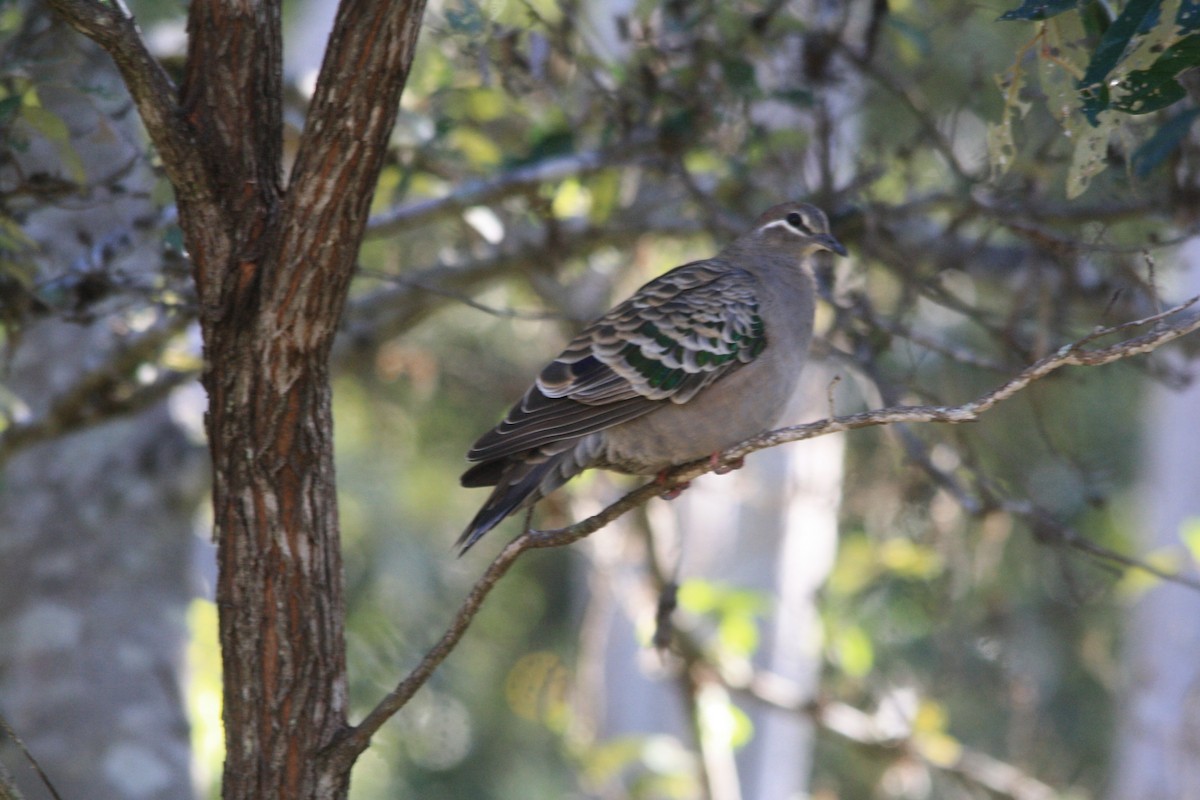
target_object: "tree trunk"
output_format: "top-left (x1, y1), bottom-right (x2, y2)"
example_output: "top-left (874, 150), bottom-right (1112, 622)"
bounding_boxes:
top-left (43, 0), bottom-right (428, 795)
top-left (1109, 242), bottom-right (1200, 800)
top-left (190, 2), bottom-right (428, 796)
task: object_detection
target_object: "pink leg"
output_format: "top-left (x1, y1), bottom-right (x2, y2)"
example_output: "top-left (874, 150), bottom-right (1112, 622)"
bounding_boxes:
top-left (656, 469), bottom-right (691, 500)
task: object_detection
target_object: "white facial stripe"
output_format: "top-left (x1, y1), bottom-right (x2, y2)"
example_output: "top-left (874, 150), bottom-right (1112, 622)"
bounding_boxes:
top-left (759, 219), bottom-right (808, 235)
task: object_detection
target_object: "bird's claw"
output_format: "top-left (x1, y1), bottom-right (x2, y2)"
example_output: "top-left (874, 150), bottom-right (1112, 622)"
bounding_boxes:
top-left (659, 480), bottom-right (691, 500)
top-left (710, 454), bottom-right (744, 475)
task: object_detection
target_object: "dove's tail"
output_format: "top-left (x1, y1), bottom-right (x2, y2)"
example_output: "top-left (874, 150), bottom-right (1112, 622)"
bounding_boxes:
top-left (456, 444), bottom-right (586, 554)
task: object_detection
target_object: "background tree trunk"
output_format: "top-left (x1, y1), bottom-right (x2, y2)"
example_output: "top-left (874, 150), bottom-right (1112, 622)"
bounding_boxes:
top-left (1109, 242), bottom-right (1200, 800)
top-left (0, 14), bottom-right (203, 799)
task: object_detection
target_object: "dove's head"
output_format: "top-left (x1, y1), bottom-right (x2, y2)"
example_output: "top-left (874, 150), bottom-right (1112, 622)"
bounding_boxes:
top-left (747, 201), bottom-right (847, 258)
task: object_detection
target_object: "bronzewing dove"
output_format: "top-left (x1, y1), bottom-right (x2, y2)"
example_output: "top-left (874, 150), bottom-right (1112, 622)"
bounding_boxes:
top-left (458, 201), bottom-right (846, 552)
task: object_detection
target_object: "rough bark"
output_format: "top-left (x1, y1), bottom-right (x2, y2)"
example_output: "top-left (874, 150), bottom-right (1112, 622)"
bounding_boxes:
top-left (193, 1), bottom-right (428, 797)
top-left (43, 0), bottom-right (429, 796)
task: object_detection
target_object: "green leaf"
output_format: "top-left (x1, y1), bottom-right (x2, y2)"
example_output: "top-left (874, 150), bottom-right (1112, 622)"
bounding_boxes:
top-left (719, 57), bottom-right (757, 94)
top-left (1132, 107), bottom-right (1200, 175)
top-left (512, 127), bottom-right (575, 167)
top-left (988, 62), bottom-right (1034, 180)
top-left (0, 95), bottom-right (21, 126)
top-left (1111, 34), bottom-right (1200, 115)
top-left (998, 0), bottom-right (1080, 21)
top-left (771, 88), bottom-right (814, 107)
top-left (1080, 0), bottom-right (1164, 123)
top-left (678, 579), bottom-right (720, 613)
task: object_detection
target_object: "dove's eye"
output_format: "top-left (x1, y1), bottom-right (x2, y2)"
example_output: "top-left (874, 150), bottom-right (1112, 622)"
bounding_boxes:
top-left (786, 212), bottom-right (812, 234)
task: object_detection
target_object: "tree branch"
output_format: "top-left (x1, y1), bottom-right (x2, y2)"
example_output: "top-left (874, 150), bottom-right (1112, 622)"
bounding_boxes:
top-left (364, 136), bottom-right (660, 239)
top-left (0, 710), bottom-right (61, 800)
top-left (333, 293), bottom-right (1200, 762)
top-left (43, 0), bottom-right (216, 213)
top-left (0, 314), bottom-right (192, 467)
top-left (736, 672), bottom-right (1059, 800)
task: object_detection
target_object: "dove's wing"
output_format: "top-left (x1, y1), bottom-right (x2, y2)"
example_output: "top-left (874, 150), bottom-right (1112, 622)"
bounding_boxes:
top-left (464, 259), bottom-right (767, 470)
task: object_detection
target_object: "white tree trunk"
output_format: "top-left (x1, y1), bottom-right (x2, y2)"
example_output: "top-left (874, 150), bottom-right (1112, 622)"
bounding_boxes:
top-left (577, 367), bottom-right (845, 800)
top-left (1109, 241), bottom-right (1200, 800)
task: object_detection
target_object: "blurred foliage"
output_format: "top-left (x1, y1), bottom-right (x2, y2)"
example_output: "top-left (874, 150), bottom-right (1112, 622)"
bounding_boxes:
top-left (993, 0), bottom-right (1200, 195)
top-left (8, 0), bottom-right (1200, 797)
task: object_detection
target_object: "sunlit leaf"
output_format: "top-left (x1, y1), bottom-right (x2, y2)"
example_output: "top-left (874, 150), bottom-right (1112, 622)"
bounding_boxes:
top-left (833, 625), bottom-right (875, 677)
top-left (1116, 548), bottom-right (1183, 598)
top-left (550, 178), bottom-right (592, 218)
top-left (697, 684), bottom-right (754, 750)
top-left (458, 87), bottom-right (510, 122)
top-left (988, 60), bottom-right (1034, 180)
top-left (586, 169), bottom-right (621, 223)
top-left (678, 579), bottom-right (720, 613)
top-left (505, 651), bottom-right (570, 728)
top-left (916, 730), bottom-right (964, 768)
top-left (1066, 109), bottom-right (1118, 197)
top-left (878, 538), bottom-right (943, 579)
top-left (1180, 518), bottom-right (1200, 564)
top-left (448, 127), bottom-right (503, 167)
top-left (1042, 13), bottom-right (1092, 116)
top-left (186, 599), bottom-right (224, 798)
top-left (827, 536), bottom-right (877, 596)
top-left (914, 699), bottom-right (948, 733)
top-left (717, 613), bottom-right (759, 658)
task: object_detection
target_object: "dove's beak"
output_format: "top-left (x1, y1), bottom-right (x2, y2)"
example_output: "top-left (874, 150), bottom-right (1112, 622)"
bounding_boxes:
top-left (816, 234), bottom-right (848, 257)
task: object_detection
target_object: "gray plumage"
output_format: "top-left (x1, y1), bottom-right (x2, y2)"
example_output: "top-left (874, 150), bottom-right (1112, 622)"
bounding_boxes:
top-left (458, 201), bottom-right (846, 552)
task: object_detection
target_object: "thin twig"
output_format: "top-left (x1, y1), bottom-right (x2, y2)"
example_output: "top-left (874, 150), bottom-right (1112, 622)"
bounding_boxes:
top-left (0, 710), bottom-right (62, 800)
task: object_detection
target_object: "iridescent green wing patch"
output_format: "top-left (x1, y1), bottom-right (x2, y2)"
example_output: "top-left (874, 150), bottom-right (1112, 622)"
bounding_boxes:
top-left (583, 260), bottom-right (766, 403)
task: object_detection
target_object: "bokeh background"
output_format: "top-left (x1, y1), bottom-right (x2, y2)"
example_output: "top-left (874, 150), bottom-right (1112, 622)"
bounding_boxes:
top-left (2, 0), bottom-right (1200, 798)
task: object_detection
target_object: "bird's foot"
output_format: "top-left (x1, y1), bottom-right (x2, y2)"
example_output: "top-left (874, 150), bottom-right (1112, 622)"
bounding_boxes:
top-left (656, 469), bottom-right (691, 499)
top-left (710, 453), bottom-right (745, 475)
top-left (659, 480), bottom-right (691, 500)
